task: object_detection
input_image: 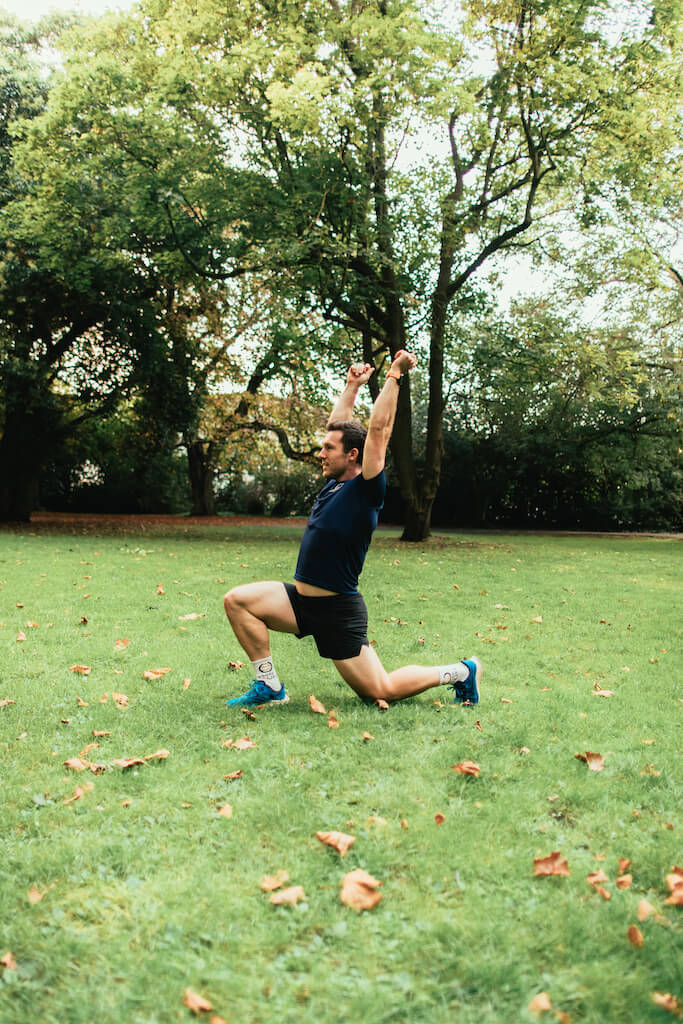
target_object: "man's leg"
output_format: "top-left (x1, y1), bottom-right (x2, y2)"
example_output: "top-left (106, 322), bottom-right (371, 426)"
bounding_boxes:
top-left (333, 645), bottom-right (481, 704)
top-left (223, 581), bottom-right (299, 707)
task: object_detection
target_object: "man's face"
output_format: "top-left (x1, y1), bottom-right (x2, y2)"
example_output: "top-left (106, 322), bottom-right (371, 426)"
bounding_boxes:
top-left (318, 430), bottom-right (358, 481)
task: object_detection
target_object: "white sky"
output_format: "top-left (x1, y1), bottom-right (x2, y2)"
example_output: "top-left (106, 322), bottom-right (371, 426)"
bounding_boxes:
top-left (1, 0), bottom-right (132, 17)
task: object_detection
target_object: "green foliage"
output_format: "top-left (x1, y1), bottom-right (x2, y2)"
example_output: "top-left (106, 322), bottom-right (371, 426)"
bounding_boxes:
top-left (0, 524), bottom-right (681, 1022)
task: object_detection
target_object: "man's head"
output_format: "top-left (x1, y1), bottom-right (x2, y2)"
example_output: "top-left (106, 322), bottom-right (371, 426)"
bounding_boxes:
top-left (320, 420), bottom-right (367, 480)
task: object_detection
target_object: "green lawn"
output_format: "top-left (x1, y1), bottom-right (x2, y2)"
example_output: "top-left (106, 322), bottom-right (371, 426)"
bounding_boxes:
top-left (1, 522), bottom-right (681, 1023)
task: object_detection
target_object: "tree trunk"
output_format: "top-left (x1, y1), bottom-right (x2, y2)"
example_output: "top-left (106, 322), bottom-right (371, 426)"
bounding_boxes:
top-left (0, 435), bottom-right (41, 521)
top-left (401, 494), bottom-right (435, 542)
top-left (186, 440), bottom-right (216, 516)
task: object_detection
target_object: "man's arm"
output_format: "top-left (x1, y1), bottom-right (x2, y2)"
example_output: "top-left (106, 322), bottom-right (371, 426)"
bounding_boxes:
top-left (362, 350), bottom-right (417, 480)
top-left (327, 362), bottom-right (374, 424)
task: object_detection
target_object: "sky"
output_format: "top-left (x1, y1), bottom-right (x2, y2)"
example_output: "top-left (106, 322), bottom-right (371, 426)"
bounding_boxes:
top-left (1, 0), bottom-right (132, 17)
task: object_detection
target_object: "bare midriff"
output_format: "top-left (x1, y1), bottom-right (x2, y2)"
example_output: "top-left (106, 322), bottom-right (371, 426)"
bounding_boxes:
top-left (295, 581), bottom-right (339, 597)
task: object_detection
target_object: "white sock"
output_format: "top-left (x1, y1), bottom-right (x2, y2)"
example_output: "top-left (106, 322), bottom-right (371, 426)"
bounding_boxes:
top-left (252, 657), bottom-right (282, 692)
top-left (439, 662), bottom-right (468, 686)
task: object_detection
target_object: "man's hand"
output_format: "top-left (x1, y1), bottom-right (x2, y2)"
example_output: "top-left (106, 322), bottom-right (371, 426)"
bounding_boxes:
top-left (347, 362), bottom-right (374, 388)
top-left (390, 350), bottom-right (417, 375)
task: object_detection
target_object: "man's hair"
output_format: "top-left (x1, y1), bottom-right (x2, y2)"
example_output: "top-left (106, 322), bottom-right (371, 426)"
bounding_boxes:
top-left (326, 420), bottom-right (368, 463)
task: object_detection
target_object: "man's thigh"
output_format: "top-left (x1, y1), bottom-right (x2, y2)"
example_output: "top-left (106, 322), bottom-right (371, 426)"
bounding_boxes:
top-left (226, 581), bottom-right (299, 634)
top-left (333, 644), bottom-right (390, 700)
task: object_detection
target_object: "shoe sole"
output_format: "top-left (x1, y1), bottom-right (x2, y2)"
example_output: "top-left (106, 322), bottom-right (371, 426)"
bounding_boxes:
top-left (254, 695), bottom-right (290, 709)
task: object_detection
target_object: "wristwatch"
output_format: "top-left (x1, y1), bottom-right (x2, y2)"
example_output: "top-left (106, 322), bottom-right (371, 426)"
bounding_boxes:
top-left (387, 369), bottom-right (401, 382)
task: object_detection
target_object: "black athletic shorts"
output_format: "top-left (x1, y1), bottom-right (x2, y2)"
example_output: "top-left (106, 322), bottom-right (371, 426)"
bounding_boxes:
top-left (284, 582), bottom-right (369, 660)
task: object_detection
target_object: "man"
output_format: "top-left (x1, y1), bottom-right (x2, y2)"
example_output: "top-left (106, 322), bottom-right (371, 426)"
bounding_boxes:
top-left (223, 350), bottom-right (481, 708)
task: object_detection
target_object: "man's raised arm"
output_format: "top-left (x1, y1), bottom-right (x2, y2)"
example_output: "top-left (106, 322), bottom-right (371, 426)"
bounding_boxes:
top-left (362, 350), bottom-right (417, 480)
top-left (327, 362), bottom-right (374, 425)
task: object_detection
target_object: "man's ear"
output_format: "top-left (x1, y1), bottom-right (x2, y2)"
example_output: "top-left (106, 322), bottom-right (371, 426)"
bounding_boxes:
top-left (347, 447), bottom-right (360, 464)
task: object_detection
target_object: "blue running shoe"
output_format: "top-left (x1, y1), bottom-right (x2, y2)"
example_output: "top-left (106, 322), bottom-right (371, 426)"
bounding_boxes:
top-left (226, 680), bottom-right (289, 709)
top-left (448, 657), bottom-right (481, 706)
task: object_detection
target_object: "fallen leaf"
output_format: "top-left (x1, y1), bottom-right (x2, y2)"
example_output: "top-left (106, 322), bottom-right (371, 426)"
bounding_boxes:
top-left (144, 749), bottom-right (169, 761)
top-left (376, 699), bottom-right (389, 710)
top-left (652, 992), bottom-right (680, 1014)
top-left (179, 613), bottom-right (206, 620)
top-left (618, 858), bottom-right (632, 874)
top-left (63, 781), bottom-right (94, 804)
top-left (224, 770), bottom-right (242, 781)
top-left (63, 757), bottom-right (89, 772)
top-left (592, 682), bottom-right (614, 697)
top-left (434, 812), bottom-right (446, 825)
top-left (114, 638), bottom-right (130, 651)
top-left (223, 737), bottom-right (257, 750)
top-left (575, 751), bottom-right (605, 772)
top-left (362, 732), bottom-right (375, 741)
top-left (70, 665), bottom-right (91, 675)
top-left (241, 708), bottom-right (256, 720)
top-left (617, 874), bottom-right (633, 890)
top-left (638, 899), bottom-right (656, 921)
top-left (112, 757), bottom-right (145, 769)
top-left (627, 925), bottom-right (644, 947)
top-left (0, 699), bottom-right (16, 708)
top-left (0, 952), bottom-right (17, 970)
top-left (587, 869), bottom-right (609, 888)
top-left (209, 1017), bottom-right (229, 1024)
top-left (340, 868), bottom-right (382, 913)
top-left (328, 714), bottom-right (340, 729)
top-left (77, 696), bottom-right (88, 707)
top-left (533, 851), bottom-right (570, 877)
top-left (665, 866), bottom-right (683, 905)
top-left (183, 678), bottom-right (191, 689)
top-left (501, 698), bottom-right (513, 704)
top-left (156, 584), bottom-right (165, 595)
top-left (270, 885), bottom-right (306, 906)
top-left (28, 886), bottom-right (44, 904)
top-left (112, 692), bottom-right (129, 708)
top-left (530, 616), bottom-right (543, 624)
top-left (261, 870), bottom-right (290, 892)
top-left (595, 885), bottom-right (611, 901)
top-left (641, 763), bottom-right (661, 777)
top-left (93, 730), bottom-right (111, 738)
top-left (16, 631), bottom-right (26, 642)
top-left (529, 992), bottom-right (552, 1014)
top-left (183, 988), bottom-right (213, 1014)
top-left (217, 804), bottom-right (232, 819)
top-left (308, 694), bottom-right (327, 714)
top-left (142, 667), bottom-right (172, 680)
top-left (316, 830), bottom-right (356, 857)
top-left (79, 742), bottom-right (98, 757)
top-left (451, 761), bottom-right (480, 777)
top-left (228, 660), bottom-right (245, 671)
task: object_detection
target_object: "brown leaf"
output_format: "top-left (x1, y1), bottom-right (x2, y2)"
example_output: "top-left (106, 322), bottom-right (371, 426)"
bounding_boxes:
top-left (618, 858), bottom-right (632, 874)
top-left (26, 621), bottom-right (39, 628)
top-left (270, 885), bottom-right (306, 906)
top-left (28, 886), bottom-right (44, 904)
top-left (179, 613), bottom-right (206, 620)
top-left (70, 665), bottom-right (91, 675)
top-left (637, 899), bottom-right (656, 921)
top-left (592, 682), bottom-right (614, 697)
top-left (616, 874), bottom-right (633, 890)
top-left (308, 694), bottom-right (327, 714)
top-left (224, 770), bottom-right (242, 781)
top-left (533, 851), bottom-right (570, 877)
top-left (261, 870), bottom-right (290, 892)
top-left (112, 692), bottom-right (129, 708)
top-left (1, 952), bottom-right (17, 970)
top-left (0, 698), bottom-right (16, 708)
top-left (183, 678), bottom-right (191, 690)
top-left (144, 749), bottom-right (170, 761)
top-left (112, 757), bottom-right (145, 769)
top-left (142, 667), bottom-right (172, 680)
top-left (595, 885), bottom-right (612, 901)
top-left (316, 830), bottom-right (356, 857)
top-left (641, 763), bottom-right (661, 776)
top-left (183, 988), bottom-right (213, 1014)
top-left (665, 866), bottom-right (683, 905)
top-left (16, 631), bottom-right (26, 642)
top-left (376, 698), bottom-right (389, 710)
top-left (63, 781), bottom-right (94, 804)
top-left (76, 696), bottom-right (88, 707)
top-left (575, 751), bottom-right (605, 772)
top-left (362, 732), bottom-right (375, 741)
top-left (156, 584), bottom-right (165, 595)
top-left (79, 742), bottom-right (98, 757)
top-left (652, 992), bottom-right (680, 1014)
top-left (328, 714), bottom-right (340, 729)
top-left (223, 737), bottom-right (257, 750)
top-left (228, 660), bottom-right (245, 671)
top-left (529, 992), bottom-right (552, 1014)
top-left (587, 869), bottom-right (609, 888)
top-left (434, 812), bottom-right (446, 825)
top-left (451, 760), bottom-right (480, 777)
top-left (63, 757), bottom-right (89, 772)
top-left (501, 698), bottom-right (513, 704)
top-left (627, 925), bottom-right (644, 947)
top-left (340, 868), bottom-right (382, 913)
top-left (93, 730), bottom-right (111, 738)
top-left (114, 638), bottom-right (130, 651)
top-left (217, 804), bottom-right (232, 819)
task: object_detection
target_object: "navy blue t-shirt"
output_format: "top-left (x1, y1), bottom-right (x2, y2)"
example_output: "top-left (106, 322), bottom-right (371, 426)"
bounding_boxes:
top-left (294, 471), bottom-right (386, 594)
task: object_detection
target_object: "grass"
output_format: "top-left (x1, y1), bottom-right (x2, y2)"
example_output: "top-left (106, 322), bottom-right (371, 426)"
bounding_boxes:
top-left (0, 520), bottom-right (681, 1023)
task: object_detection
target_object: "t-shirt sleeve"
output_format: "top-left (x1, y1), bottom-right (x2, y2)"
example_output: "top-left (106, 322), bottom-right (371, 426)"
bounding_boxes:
top-left (358, 470), bottom-right (386, 509)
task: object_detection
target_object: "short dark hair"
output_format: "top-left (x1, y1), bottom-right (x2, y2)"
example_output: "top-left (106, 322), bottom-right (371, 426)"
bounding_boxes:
top-left (326, 419), bottom-right (368, 463)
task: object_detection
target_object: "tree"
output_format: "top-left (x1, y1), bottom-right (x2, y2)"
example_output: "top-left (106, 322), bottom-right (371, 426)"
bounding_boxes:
top-left (12, 0), bottom-right (681, 533)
